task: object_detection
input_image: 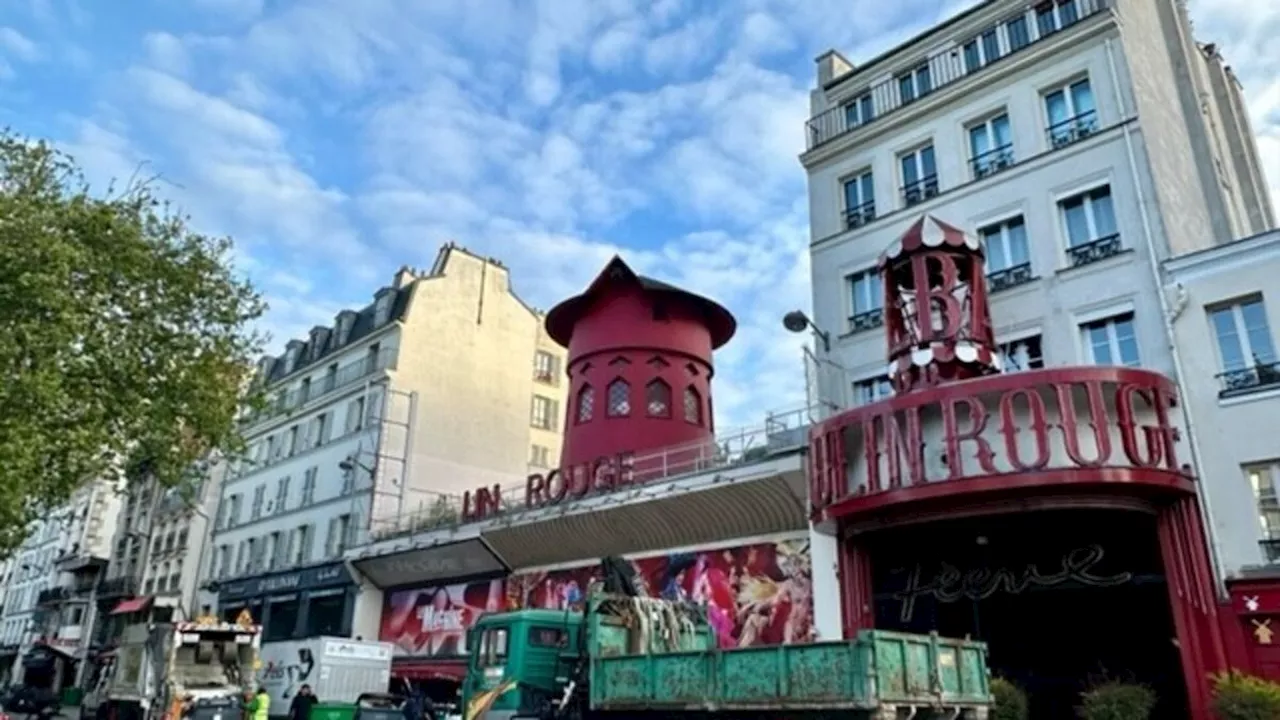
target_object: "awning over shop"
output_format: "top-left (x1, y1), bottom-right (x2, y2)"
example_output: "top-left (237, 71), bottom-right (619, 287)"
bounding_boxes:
top-left (483, 455), bottom-right (807, 569)
top-left (111, 597), bottom-right (152, 615)
top-left (351, 537), bottom-right (508, 589)
top-left (391, 659), bottom-right (467, 682)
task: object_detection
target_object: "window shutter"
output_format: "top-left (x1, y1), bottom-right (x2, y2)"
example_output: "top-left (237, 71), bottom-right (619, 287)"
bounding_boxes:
top-left (325, 518), bottom-right (338, 558)
top-left (366, 390), bottom-right (384, 425)
top-left (345, 399), bottom-right (363, 433)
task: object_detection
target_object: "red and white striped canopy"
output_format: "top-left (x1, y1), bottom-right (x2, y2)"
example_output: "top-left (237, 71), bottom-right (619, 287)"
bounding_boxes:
top-left (879, 215), bottom-right (981, 268)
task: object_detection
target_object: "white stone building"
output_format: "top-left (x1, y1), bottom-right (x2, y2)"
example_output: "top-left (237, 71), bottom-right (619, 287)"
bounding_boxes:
top-left (0, 480), bottom-right (121, 687)
top-left (202, 245), bottom-right (567, 643)
top-left (1164, 229), bottom-right (1280, 578)
top-left (800, 0), bottom-right (1272, 572)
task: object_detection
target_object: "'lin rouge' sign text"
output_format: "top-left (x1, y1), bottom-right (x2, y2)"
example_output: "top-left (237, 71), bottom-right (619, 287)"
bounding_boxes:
top-left (463, 451), bottom-right (637, 522)
top-left (809, 369), bottom-right (1190, 515)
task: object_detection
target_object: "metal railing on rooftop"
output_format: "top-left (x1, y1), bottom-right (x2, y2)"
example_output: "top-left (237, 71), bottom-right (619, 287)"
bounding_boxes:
top-left (804, 0), bottom-right (1108, 150)
top-left (361, 405), bottom-right (819, 545)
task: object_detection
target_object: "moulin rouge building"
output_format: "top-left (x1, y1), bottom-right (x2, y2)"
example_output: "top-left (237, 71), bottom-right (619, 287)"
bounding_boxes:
top-left (807, 216), bottom-right (1225, 720)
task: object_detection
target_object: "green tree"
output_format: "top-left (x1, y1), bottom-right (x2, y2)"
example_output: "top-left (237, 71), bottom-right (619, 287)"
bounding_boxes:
top-left (0, 130), bottom-right (265, 553)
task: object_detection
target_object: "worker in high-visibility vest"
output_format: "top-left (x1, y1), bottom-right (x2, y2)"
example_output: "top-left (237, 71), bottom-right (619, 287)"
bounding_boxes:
top-left (244, 688), bottom-right (270, 720)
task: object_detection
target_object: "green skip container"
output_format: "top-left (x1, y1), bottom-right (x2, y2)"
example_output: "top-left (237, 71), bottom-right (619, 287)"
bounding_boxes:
top-left (309, 703), bottom-right (357, 720)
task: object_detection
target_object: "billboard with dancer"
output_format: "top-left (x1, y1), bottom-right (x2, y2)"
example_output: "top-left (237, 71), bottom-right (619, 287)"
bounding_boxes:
top-left (380, 578), bottom-right (504, 658)
top-left (505, 538), bottom-right (812, 648)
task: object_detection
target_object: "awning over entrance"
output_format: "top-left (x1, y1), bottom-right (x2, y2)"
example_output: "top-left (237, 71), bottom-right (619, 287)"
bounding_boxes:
top-left (484, 460), bottom-right (806, 569)
top-left (350, 450), bottom-right (806, 588)
top-left (111, 597), bottom-right (152, 615)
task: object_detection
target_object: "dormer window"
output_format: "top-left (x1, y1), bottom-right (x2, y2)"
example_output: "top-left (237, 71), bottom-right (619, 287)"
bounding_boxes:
top-left (374, 293), bottom-right (393, 326)
top-left (284, 348), bottom-right (299, 374)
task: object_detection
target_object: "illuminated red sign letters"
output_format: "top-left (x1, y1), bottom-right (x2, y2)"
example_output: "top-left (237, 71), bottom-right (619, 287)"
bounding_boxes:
top-left (809, 369), bottom-right (1191, 517)
top-left (462, 451), bottom-right (637, 522)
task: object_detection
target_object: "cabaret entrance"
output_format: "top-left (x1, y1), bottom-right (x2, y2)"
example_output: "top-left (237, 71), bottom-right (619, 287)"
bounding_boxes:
top-left (862, 508), bottom-right (1185, 719)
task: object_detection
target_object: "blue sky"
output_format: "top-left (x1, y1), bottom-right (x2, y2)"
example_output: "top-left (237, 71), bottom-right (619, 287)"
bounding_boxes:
top-left (1, 0), bottom-right (1276, 428)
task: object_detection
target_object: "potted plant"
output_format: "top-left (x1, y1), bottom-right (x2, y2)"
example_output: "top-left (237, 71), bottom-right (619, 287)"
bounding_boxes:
top-left (1078, 679), bottom-right (1156, 720)
top-left (990, 677), bottom-right (1028, 720)
top-left (1211, 671), bottom-right (1280, 719)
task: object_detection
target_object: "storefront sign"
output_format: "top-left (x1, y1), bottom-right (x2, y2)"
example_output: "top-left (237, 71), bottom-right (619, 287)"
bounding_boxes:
top-left (463, 450), bottom-right (637, 521)
top-left (810, 371), bottom-right (1186, 513)
top-left (892, 544), bottom-right (1133, 622)
top-left (353, 538), bottom-right (507, 588)
top-left (218, 562), bottom-right (352, 602)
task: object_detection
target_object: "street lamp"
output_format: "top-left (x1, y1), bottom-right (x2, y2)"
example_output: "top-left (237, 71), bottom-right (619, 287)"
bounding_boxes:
top-left (782, 310), bottom-right (831, 353)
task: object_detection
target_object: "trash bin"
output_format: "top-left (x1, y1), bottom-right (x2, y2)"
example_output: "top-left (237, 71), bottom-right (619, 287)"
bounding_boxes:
top-left (310, 703), bottom-right (357, 720)
top-left (60, 687), bottom-right (83, 707)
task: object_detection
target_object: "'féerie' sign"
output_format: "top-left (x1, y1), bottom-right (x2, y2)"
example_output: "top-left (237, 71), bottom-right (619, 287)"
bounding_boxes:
top-left (463, 451), bottom-right (637, 521)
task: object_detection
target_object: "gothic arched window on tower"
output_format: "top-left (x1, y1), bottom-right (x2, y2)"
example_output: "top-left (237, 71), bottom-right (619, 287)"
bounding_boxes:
top-left (645, 379), bottom-right (671, 418)
top-left (576, 384), bottom-right (595, 423)
top-left (683, 386), bottom-right (702, 425)
top-left (606, 379), bottom-right (631, 417)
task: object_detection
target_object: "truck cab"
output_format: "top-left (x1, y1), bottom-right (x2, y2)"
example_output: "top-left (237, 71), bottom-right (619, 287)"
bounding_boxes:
top-left (461, 609), bottom-right (582, 720)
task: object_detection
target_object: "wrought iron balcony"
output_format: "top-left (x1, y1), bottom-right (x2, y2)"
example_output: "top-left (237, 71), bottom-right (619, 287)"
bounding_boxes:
top-left (36, 587), bottom-right (72, 606)
top-left (1262, 538), bottom-right (1280, 563)
top-left (1046, 110), bottom-right (1100, 150)
top-left (987, 263), bottom-right (1035, 292)
top-left (901, 175), bottom-right (940, 206)
top-left (1218, 361), bottom-right (1280, 399)
top-left (1066, 233), bottom-right (1122, 268)
top-left (844, 201), bottom-right (877, 230)
top-left (971, 145), bottom-right (1015, 179)
top-left (805, 0), bottom-right (1109, 150)
top-left (96, 575), bottom-right (141, 600)
top-left (848, 309), bottom-right (884, 335)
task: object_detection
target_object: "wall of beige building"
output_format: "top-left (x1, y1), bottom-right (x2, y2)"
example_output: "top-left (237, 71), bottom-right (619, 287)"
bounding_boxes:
top-left (358, 245), bottom-right (569, 533)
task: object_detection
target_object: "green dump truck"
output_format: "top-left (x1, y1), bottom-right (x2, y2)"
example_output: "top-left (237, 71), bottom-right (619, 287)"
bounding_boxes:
top-left (460, 590), bottom-right (991, 720)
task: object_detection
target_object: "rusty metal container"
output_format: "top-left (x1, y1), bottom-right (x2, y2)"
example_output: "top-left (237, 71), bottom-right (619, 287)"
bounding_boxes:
top-left (586, 595), bottom-right (990, 717)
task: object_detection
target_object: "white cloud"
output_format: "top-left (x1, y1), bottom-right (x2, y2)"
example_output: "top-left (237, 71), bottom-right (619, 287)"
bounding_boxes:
top-left (0, 27), bottom-right (40, 62)
top-left (41, 0), bottom-right (1280, 431)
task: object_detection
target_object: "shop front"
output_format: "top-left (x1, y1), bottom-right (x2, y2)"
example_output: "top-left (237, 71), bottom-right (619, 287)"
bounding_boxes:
top-left (809, 215), bottom-right (1226, 720)
top-left (217, 562), bottom-right (357, 641)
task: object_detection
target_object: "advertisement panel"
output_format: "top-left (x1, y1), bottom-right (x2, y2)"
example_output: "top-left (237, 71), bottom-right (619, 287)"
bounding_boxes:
top-left (506, 538), bottom-right (812, 648)
top-left (379, 578), bottom-right (504, 658)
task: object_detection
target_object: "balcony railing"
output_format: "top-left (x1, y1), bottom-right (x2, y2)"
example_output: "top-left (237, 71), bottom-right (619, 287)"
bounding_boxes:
top-left (848, 309), bottom-right (884, 335)
top-left (37, 587), bottom-right (71, 606)
top-left (987, 263), bottom-right (1035, 292)
top-left (1046, 110), bottom-right (1100, 150)
top-left (844, 201), bottom-right (877, 230)
top-left (242, 348), bottom-right (397, 428)
top-left (96, 575), bottom-right (141, 600)
top-left (363, 406), bottom-right (819, 544)
top-left (971, 145), bottom-right (1015, 179)
top-left (1262, 538), bottom-right (1280, 563)
top-left (1218, 361), bottom-right (1280, 399)
top-left (805, 0), bottom-right (1109, 150)
top-left (901, 175), bottom-right (939, 206)
top-left (1066, 233), bottom-right (1122, 267)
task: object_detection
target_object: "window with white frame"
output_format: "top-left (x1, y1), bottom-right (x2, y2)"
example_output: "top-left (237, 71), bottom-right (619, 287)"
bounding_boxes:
top-left (250, 485), bottom-right (265, 521)
top-left (534, 351), bottom-right (558, 383)
top-left (1210, 296), bottom-right (1279, 393)
top-left (301, 466), bottom-right (317, 505)
top-left (979, 216), bottom-right (1032, 290)
top-left (998, 334), bottom-right (1044, 372)
top-left (344, 397), bottom-right (365, 433)
top-left (1081, 312), bottom-right (1140, 367)
top-left (531, 395), bottom-right (557, 430)
top-left (968, 114), bottom-right (1014, 178)
top-left (897, 64), bottom-right (932, 104)
top-left (846, 269), bottom-right (884, 332)
top-left (962, 27), bottom-right (1001, 73)
top-left (842, 92), bottom-right (875, 130)
top-left (842, 170), bottom-right (875, 229)
top-left (1044, 78), bottom-right (1097, 147)
top-left (1036, 0), bottom-right (1080, 36)
top-left (899, 145), bottom-right (938, 205)
top-left (530, 444), bottom-right (551, 467)
top-left (1247, 463), bottom-right (1280, 560)
top-left (853, 376), bottom-right (894, 405)
top-left (1059, 185), bottom-right (1119, 265)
